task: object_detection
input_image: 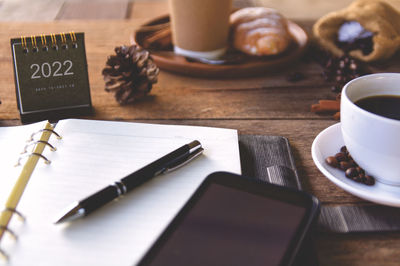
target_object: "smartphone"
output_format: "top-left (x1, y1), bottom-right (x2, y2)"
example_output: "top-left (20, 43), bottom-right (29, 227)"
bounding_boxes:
top-left (138, 171), bottom-right (320, 266)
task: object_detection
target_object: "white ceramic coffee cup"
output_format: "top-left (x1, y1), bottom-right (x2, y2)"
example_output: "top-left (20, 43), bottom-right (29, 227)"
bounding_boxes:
top-left (341, 73), bottom-right (400, 185)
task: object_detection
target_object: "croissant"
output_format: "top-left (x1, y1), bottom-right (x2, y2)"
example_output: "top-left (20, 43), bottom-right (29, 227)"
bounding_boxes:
top-left (230, 7), bottom-right (291, 56)
top-left (313, 0), bottom-right (400, 62)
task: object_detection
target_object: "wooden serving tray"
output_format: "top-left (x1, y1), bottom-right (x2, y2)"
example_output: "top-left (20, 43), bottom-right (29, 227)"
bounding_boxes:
top-left (132, 15), bottom-right (308, 78)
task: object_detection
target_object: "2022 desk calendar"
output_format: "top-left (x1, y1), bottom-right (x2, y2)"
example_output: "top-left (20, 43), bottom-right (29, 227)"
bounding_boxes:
top-left (11, 32), bottom-right (92, 123)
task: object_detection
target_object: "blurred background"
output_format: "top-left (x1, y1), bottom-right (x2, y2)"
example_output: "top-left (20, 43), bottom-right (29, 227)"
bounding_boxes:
top-left (0, 0), bottom-right (399, 21)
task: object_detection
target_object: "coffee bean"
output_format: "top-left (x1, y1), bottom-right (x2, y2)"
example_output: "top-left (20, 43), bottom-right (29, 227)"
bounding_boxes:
top-left (310, 45), bottom-right (371, 97)
top-left (356, 167), bottom-right (364, 175)
top-left (345, 167), bottom-right (358, 178)
top-left (349, 62), bottom-right (357, 71)
top-left (340, 146), bottom-right (347, 153)
top-left (349, 160), bottom-right (357, 168)
top-left (360, 175), bottom-right (367, 183)
top-left (340, 161), bottom-right (351, 170)
top-left (336, 75), bottom-right (344, 83)
top-left (352, 175), bottom-right (362, 182)
top-left (325, 156), bottom-right (339, 168)
top-left (325, 145), bottom-right (375, 186)
top-left (335, 152), bottom-right (347, 162)
top-left (364, 175), bottom-right (375, 185)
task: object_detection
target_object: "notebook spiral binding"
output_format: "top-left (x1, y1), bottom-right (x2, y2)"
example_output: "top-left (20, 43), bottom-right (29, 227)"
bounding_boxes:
top-left (21, 140), bottom-right (57, 154)
top-left (0, 126), bottom-right (62, 262)
top-left (29, 128), bottom-right (62, 142)
top-left (14, 128), bottom-right (62, 166)
top-left (21, 31), bottom-right (78, 54)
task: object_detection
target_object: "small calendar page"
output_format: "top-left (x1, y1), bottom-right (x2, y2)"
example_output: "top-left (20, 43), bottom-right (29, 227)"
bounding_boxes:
top-left (11, 32), bottom-right (92, 123)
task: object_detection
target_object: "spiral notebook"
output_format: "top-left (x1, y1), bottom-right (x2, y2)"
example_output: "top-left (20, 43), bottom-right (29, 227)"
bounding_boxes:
top-left (10, 33), bottom-right (92, 123)
top-left (0, 119), bottom-right (240, 265)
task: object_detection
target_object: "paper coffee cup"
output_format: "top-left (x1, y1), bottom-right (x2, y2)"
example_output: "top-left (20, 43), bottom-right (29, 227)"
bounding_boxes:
top-left (168, 0), bottom-right (232, 59)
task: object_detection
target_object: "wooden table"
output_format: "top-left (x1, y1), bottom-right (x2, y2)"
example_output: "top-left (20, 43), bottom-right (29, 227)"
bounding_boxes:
top-left (1, 1), bottom-right (400, 265)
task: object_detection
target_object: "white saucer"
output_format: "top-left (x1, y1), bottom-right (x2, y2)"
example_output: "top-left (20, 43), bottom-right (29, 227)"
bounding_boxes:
top-left (311, 123), bottom-right (400, 207)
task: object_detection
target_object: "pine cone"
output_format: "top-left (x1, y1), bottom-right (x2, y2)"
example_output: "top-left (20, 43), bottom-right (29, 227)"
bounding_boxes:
top-left (102, 45), bottom-right (159, 104)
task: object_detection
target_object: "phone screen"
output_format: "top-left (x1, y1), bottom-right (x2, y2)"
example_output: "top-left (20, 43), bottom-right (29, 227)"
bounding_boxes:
top-left (144, 182), bottom-right (307, 266)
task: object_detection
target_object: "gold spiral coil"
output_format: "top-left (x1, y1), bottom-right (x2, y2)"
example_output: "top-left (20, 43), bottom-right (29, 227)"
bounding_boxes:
top-left (69, 31), bottom-right (77, 42)
top-left (40, 34), bottom-right (47, 46)
top-left (60, 32), bottom-right (67, 43)
top-left (30, 35), bottom-right (37, 48)
top-left (50, 33), bottom-right (57, 47)
top-left (19, 33), bottom-right (80, 51)
top-left (21, 36), bottom-right (27, 49)
top-left (1, 208), bottom-right (26, 222)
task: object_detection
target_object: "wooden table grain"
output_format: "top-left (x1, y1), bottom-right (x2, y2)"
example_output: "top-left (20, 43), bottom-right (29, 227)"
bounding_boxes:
top-left (1, 1), bottom-right (400, 265)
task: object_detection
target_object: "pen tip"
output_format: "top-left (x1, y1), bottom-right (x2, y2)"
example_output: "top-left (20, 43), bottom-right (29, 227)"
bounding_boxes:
top-left (53, 202), bottom-right (84, 224)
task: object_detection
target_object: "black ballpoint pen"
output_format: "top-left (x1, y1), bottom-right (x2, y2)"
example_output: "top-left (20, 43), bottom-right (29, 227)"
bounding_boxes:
top-left (54, 140), bottom-right (203, 224)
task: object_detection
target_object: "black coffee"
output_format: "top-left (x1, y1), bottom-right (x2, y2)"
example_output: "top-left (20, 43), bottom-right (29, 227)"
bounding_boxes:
top-left (354, 95), bottom-right (400, 120)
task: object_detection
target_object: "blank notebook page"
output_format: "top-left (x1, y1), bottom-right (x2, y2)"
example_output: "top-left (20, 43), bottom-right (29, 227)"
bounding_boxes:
top-left (4, 119), bottom-right (240, 266)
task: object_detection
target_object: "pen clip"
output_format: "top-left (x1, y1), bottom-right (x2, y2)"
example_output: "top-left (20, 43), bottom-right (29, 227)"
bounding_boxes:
top-left (163, 147), bottom-right (204, 174)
